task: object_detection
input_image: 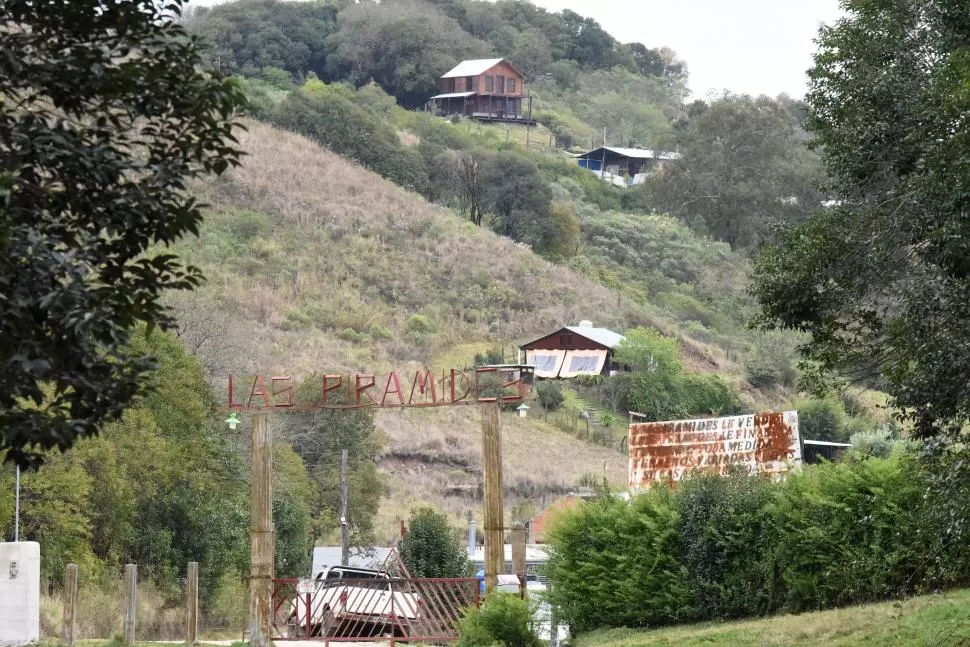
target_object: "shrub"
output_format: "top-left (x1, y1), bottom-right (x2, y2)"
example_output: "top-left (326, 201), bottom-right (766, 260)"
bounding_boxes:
top-left (679, 373), bottom-right (742, 417)
top-left (399, 507), bottom-right (470, 578)
top-left (546, 491), bottom-right (692, 632)
top-left (405, 313), bottom-right (436, 334)
top-left (458, 592), bottom-right (542, 647)
top-left (535, 381), bottom-right (565, 412)
top-left (677, 471), bottom-right (777, 619)
top-left (798, 396), bottom-right (848, 442)
top-left (546, 451), bottom-right (970, 633)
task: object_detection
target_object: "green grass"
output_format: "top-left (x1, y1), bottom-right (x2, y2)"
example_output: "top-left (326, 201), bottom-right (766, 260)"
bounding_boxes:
top-left (574, 589), bottom-right (970, 646)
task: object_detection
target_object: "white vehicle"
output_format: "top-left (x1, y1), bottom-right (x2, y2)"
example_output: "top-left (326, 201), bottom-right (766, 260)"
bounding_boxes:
top-left (286, 566), bottom-right (424, 639)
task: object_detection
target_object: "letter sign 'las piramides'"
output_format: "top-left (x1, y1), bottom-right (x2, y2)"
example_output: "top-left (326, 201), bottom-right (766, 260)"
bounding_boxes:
top-left (226, 366), bottom-right (534, 410)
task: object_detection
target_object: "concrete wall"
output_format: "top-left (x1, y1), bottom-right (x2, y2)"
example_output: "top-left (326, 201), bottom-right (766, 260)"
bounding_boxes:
top-left (0, 542), bottom-right (40, 647)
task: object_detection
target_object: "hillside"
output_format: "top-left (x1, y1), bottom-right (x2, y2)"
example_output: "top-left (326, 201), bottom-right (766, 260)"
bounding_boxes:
top-left (173, 120), bottom-right (692, 541)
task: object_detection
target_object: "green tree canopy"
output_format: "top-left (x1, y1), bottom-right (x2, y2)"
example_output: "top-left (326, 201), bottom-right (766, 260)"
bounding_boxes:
top-left (399, 507), bottom-right (470, 578)
top-left (325, 0), bottom-right (489, 107)
top-left (188, 0), bottom-right (339, 80)
top-left (753, 1), bottom-right (970, 440)
top-left (654, 94), bottom-right (823, 250)
top-left (0, 0), bottom-right (245, 467)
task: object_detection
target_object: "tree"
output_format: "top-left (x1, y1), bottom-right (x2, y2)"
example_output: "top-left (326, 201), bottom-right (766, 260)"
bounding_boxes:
top-left (454, 151), bottom-right (487, 227)
top-left (559, 9), bottom-right (616, 69)
top-left (653, 94), bottom-right (822, 250)
top-left (752, 1), bottom-right (970, 440)
top-left (280, 377), bottom-right (386, 547)
top-left (0, 0), bottom-right (245, 467)
top-left (187, 0), bottom-right (339, 80)
top-left (481, 152), bottom-right (553, 248)
top-left (399, 507), bottom-right (470, 578)
top-left (626, 43), bottom-right (688, 84)
top-left (509, 29), bottom-right (554, 81)
top-left (325, 0), bottom-right (489, 107)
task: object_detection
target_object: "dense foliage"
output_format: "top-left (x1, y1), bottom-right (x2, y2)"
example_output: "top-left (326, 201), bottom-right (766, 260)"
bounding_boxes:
top-left (0, 332), bottom-right (253, 600)
top-left (0, 0), bottom-right (245, 467)
top-left (399, 507), bottom-right (470, 578)
top-left (613, 328), bottom-right (741, 420)
top-left (753, 1), bottom-right (970, 441)
top-left (652, 95), bottom-right (823, 250)
top-left (547, 451), bottom-right (970, 633)
top-left (457, 592), bottom-right (542, 647)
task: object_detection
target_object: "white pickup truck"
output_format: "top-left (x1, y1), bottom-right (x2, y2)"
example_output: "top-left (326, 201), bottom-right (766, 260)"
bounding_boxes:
top-left (286, 565), bottom-right (423, 639)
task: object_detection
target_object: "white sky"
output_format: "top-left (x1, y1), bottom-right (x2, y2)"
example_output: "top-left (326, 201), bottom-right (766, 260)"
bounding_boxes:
top-left (529, 0), bottom-right (845, 99)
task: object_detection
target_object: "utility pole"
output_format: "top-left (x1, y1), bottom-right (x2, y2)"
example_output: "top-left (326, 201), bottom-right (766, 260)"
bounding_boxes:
top-left (340, 449), bottom-right (349, 567)
top-left (481, 401), bottom-right (504, 594)
top-left (248, 412), bottom-right (273, 647)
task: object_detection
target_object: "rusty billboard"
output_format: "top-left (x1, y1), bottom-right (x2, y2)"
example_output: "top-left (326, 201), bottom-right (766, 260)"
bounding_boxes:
top-left (628, 411), bottom-right (801, 491)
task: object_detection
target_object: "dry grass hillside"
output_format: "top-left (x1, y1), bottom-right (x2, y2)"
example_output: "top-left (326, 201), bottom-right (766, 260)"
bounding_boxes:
top-left (171, 120), bottom-right (712, 541)
top-left (176, 120), bottom-right (664, 378)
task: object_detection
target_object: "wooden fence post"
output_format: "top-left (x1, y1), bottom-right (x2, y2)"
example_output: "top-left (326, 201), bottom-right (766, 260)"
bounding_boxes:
top-left (482, 402), bottom-right (504, 594)
top-left (186, 562), bottom-right (199, 645)
top-left (63, 563), bottom-right (78, 646)
top-left (511, 521), bottom-right (526, 599)
top-left (123, 563), bottom-right (137, 646)
top-left (248, 412), bottom-right (274, 647)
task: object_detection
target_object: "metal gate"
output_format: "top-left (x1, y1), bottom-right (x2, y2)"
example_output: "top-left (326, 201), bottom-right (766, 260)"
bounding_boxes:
top-left (272, 576), bottom-right (480, 644)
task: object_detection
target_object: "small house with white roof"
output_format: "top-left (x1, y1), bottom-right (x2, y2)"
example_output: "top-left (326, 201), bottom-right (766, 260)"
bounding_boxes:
top-left (520, 320), bottom-right (626, 379)
top-left (430, 58), bottom-right (534, 124)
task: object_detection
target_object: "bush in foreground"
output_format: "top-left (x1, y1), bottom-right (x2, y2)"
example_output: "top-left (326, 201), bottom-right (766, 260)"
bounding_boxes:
top-left (546, 450), bottom-right (970, 632)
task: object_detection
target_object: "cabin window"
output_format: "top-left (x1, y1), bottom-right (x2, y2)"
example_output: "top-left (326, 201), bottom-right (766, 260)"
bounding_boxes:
top-left (507, 78), bottom-right (516, 94)
top-left (444, 78), bottom-right (453, 93)
top-left (465, 77), bottom-right (474, 92)
top-left (496, 75), bottom-right (505, 95)
top-left (485, 75), bottom-right (494, 92)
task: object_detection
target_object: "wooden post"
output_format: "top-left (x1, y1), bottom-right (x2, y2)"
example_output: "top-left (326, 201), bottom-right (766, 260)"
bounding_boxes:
top-left (186, 562), bottom-right (199, 645)
top-left (340, 448), bottom-right (349, 567)
top-left (511, 521), bottom-right (526, 599)
top-left (481, 402), bottom-right (504, 595)
top-left (123, 563), bottom-right (137, 646)
top-left (63, 563), bottom-right (78, 646)
top-left (248, 412), bottom-right (274, 647)
top-left (548, 602), bottom-right (560, 647)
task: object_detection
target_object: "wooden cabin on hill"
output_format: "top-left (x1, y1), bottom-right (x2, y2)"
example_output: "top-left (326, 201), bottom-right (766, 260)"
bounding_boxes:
top-left (431, 58), bottom-right (535, 125)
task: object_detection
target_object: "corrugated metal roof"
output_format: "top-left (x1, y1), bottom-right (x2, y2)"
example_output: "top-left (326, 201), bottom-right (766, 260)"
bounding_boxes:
top-left (430, 91), bottom-right (477, 99)
top-left (565, 325), bottom-right (625, 349)
top-left (442, 58), bottom-right (505, 78)
top-left (579, 146), bottom-right (682, 161)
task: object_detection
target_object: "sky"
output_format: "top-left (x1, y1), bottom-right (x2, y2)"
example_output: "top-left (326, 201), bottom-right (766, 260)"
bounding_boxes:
top-left (529, 0), bottom-right (844, 99)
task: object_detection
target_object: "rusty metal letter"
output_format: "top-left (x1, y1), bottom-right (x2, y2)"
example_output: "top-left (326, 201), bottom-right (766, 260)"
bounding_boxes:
top-left (271, 376), bottom-right (294, 407)
top-left (322, 374), bottom-right (343, 403)
top-left (355, 374), bottom-right (377, 405)
top-left (409, 370), bottom-right (438, 405)
top-left (248, 375), bottom-right (271, 408)
top-left (381, 372), bottom-right (405, 406)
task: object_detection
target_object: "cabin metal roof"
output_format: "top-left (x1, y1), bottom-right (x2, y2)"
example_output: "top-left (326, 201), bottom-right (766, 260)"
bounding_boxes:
top-left (565, 325), bottom-right (625, 349)
top-left (578, 146), bottom-right (682, 161)
top-left (441, 58), bottom-right (506, 78)
top-left (521, 325), bottom-right (626, 350)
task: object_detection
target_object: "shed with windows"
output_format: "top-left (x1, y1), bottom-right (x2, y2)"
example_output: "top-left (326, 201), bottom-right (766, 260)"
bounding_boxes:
top-left (521, 321), bottom-right (625, 379)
